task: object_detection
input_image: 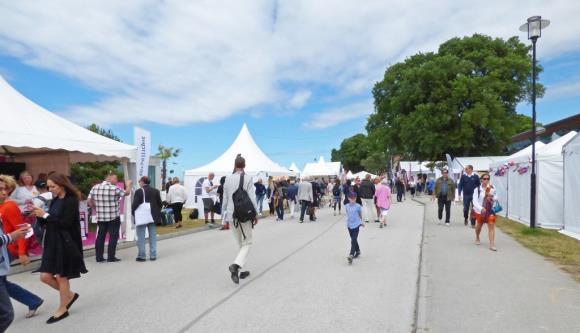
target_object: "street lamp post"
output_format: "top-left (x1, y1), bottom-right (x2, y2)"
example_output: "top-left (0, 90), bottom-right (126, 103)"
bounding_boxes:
top-left (519, 16), bottom-right (550, 228)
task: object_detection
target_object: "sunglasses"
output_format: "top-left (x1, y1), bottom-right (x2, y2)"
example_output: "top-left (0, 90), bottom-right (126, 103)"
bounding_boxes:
top-left (482, 177), bottom-right (490, 180)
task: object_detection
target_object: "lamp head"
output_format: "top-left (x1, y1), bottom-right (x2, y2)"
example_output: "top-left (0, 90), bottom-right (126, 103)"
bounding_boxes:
top-left (519, 16), bottom-right (550, 40)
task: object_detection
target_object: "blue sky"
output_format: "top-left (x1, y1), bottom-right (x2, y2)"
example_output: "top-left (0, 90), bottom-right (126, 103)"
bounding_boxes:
top-left (1, 1), bottom-right (579, 177)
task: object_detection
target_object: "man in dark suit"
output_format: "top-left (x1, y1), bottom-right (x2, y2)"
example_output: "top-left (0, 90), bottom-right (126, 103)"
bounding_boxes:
top-left (132, 176), bottom-right (162, 262)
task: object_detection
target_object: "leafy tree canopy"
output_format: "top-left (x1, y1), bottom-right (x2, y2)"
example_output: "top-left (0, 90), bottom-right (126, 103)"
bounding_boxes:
top-left (330, 134), bottom-right (369, 173)
top-left (368, 34), bottom-right (544, 160)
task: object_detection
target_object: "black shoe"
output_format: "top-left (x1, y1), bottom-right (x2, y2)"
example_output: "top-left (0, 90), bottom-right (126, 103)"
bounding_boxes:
top-left (205, 220), bottom-right (210, 224)
top-left (211, 219), bottom-right (216, 224)
top-left (464, 219), bottom-right (468, 226)
top-left (96, 258), bottom-right (106, 263)
top-left (136, 258), bottom-right (146, 262)
top-left (66, 293), bottom-right (79, 310)
top-left (229, 264), bottom-right (240, 284)
top-left (240, 271), bottom-right (250, 279)
top-left (150, 257), bottom-right (156, 261)
top-left (107, 258), bottom-right (121, 262)
top-left (46, 311), bottom-right (69, 324)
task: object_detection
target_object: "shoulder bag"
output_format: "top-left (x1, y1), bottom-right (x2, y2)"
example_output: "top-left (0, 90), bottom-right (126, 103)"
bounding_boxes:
top-left (135, 188), bottom-right (154, 226)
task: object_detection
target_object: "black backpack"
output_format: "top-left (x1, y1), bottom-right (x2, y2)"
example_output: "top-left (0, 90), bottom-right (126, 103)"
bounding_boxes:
top-left (332, 186), bottom-right (340, 196)
top-left (233, 174), bottom-right (257, 223)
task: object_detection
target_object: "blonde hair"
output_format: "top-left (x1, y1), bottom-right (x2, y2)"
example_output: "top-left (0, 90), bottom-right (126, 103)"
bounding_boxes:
top-left (0, 174), bottom-right (18, 193)
top-left (173, 177), bottom-right (180, 184)
top-left (18, 170), bottom-right (33, 186)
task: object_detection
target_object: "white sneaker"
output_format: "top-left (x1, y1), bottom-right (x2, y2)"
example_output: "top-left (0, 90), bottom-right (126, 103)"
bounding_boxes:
top-left (445, 222), bottom-right (450, 227)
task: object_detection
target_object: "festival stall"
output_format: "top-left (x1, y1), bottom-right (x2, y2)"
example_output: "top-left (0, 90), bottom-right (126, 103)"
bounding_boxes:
top-left (183, 123), bottom-right (293, 211)
top-left (562, 133), bottom-right (580, 239)
top-left (301, 156), bottom-right (341, 178)
top-left (490, 142), bottom-right (545, 217)
top-left (490, 132), bottom-right (576, 229)
top-left (0, 75), bottom-right (140, 249)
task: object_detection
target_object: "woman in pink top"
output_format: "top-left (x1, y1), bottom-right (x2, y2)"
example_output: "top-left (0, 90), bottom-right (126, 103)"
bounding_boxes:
top-left (374, 179), bottom-right (392, 228)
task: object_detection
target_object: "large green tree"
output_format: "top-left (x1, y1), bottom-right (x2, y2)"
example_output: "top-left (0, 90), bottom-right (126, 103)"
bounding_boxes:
top-left (331, 134), bottom-right (369, 173)
top-left (369, 34), bottom-right (543, 160)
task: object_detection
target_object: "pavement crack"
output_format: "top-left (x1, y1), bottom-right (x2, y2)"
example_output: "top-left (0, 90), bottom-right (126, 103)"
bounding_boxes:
top-left (177, 215), bottom-right (343, 333)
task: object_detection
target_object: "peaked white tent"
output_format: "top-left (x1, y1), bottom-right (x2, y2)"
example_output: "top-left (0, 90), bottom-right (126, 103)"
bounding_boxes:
top-left (184, 124), bottom-right (292, 209)
top-left (502, 131), bottom-right (577, 228)
top-left (453, 156), bottom-right (506, 173)
top-left (562, 133), bottom-right (580, 240)
top-left (289, 162), bottom-right (301, 175)
top-left (0, 75), bottom-right (137, 177)
top-left (301, 156), bottom-right (341, 177)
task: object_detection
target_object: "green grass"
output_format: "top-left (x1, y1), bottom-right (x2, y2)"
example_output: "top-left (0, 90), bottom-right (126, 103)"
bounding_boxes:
top-left (496, 216), bottom-right (580, 282)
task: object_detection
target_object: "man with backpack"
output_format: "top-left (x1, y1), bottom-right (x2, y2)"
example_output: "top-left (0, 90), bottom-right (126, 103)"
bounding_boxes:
top-left (221, 155), bottom-right (258, 284)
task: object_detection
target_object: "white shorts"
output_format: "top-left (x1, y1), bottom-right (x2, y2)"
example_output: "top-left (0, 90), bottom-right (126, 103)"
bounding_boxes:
top-left (380, 208), bottom-right (389, 217)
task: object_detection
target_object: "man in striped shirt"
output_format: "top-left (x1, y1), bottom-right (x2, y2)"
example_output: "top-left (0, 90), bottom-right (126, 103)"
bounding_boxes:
top-left (88, 173), bottom-right (132, 263)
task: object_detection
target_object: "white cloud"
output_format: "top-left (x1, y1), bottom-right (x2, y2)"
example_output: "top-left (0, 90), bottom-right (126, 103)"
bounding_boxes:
top-left (544, 80), bottom-right (580, 100)
top-left (0, 0), bottom-right (579, 126)
top-left (288, 90), bottom-right (312, 109)
top-left (303, 100), bottom-right (373, 129)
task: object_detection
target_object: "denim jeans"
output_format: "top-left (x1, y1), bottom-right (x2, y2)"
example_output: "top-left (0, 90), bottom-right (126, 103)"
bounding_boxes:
top-left (0, 276), bottom-right (14, 332)
top-left (299, 200), bottom-right (310, 222)
top-left (463, 194), bottom-right (475, 225)
top-left (348, 227), bottom-right (360, 256)
top-left (437, 196), bottom-right (452, 223)
top-left (136, 223), bottom-right (157, 259)
top-left (96, 217), bottom-right (121, 261)
top-left (256, 194), bottom-right (265, 213)
top-left (6, 254), bottom-right (43, 310)
top-left (276, 201), bottom-right (284, 220)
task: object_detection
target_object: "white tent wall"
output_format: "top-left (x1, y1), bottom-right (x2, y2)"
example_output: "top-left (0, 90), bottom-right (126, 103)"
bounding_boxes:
top-left (489, 170), bottom-right (508, 217)
top-left (563, 134), bottom-right (580, 239)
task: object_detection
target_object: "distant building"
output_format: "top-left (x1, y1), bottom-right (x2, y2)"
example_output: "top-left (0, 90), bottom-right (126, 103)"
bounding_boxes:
top-left (508, 113), bottom-right (580, 153)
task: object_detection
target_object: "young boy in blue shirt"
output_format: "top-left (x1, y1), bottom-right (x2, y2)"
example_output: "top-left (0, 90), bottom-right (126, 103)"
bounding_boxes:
top-left (345, 192), bottom-right (364, 264)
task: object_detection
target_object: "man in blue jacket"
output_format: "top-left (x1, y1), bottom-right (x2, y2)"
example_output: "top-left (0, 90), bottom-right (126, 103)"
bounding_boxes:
top-left (458, 165), bottom-right (481, 227)
top-left (286, 180), bottom-right (299, 219)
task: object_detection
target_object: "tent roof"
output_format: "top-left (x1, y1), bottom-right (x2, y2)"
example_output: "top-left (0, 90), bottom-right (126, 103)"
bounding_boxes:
top-left (185, 124), bottom-right (292, 176)
top-left (537, 131), bottom-right (577, 157)
top-left (353, 171), bottom-right (378, 179)
top-left (302, 158), bottom-right (341, 177)
top-left (453, 156), bottom-right (507, 171)
top-left (563, 132), bottom-right (580, 152)
top-left (509, 141), bottom-right (546, 158)
top-left (288, 162), bottom-right (301, 173)
top-left (0, 76), bottom-right (136, 161)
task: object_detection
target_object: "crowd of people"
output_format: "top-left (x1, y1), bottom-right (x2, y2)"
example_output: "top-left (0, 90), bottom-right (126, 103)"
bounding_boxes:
top-left (0, 159), bottom-right (501, 331)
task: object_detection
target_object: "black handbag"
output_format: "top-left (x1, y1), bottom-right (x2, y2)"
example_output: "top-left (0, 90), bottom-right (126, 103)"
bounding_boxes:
top-left (213, 200), bottom-right (222, 215)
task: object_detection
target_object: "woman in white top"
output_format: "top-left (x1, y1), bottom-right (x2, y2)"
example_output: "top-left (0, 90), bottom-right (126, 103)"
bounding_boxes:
top-left (472, 174), bottom-right (498, 251)
top-left (167, 177), bottom-right (187, 229)
top-left (10, 171), bottom-right (39, 213)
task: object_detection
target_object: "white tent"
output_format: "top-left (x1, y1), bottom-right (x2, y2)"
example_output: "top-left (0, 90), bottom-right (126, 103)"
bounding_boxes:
top-left (352, 171), bottom-right (378, 179)
top-left (0, 75), bottom-right (140, 241)
top-left (0, 75), bottom-right (137, 177)
top-left (562, 133), bottom-right (580, 240)
top-left (399, 161), bottom-right (442, 180)
top-left (183, 123), bottom-right (293, 209)
top-left (289, 162), bottom-right (301, 175)
top-left (301, 156), bottom-right (341, 177)
top-left (490, 141), bottom-right (546, 218)
top-left (453, 156), bottom-right (506, 173)
top-left (503, 131), bottom-right (577, 229)
top-left (346, 171), bottom-right (354, 179)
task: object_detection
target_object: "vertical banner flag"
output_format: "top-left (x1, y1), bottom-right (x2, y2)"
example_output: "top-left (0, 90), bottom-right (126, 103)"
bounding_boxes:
top-left (134, 127), bottom-right (151, 181)
top-left (445, 154), bottom-right (454, 174)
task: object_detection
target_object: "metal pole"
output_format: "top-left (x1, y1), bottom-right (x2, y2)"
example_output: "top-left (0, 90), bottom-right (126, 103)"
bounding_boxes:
top-left (530, 37), bottom-right (538, 228)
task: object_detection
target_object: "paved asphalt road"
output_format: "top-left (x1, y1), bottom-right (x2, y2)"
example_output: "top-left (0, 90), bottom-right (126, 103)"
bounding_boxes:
top-left (7, 200), bottom-right (425, 333)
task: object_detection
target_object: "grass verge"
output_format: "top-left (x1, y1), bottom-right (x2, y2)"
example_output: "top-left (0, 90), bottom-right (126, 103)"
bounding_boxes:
top-left (496, 216), bottom-right (580, 282)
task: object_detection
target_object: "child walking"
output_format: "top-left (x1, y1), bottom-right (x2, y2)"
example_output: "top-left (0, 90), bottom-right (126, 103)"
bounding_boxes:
top-left (345, 192), bottom-right (364, 264)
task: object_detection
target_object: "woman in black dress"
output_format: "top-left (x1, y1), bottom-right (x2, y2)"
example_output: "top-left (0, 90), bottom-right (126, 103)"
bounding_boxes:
top-left (33, 173), bottom-right (87, 324)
